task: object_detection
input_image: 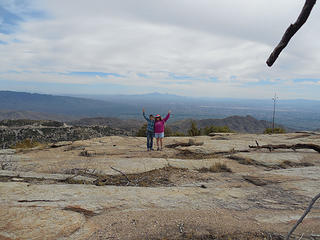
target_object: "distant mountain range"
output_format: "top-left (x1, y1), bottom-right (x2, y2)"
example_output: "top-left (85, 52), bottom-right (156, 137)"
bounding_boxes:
top-left (69, 115), bottom-right (287, 134)
top-left (0, 110), bottom-right (75, 122)
top-left (1, 90), bottom-right (320, 130)
top-left (0, 91), bottom-right (134, 118)
top-left (167, 115), bottom-right (287, 134)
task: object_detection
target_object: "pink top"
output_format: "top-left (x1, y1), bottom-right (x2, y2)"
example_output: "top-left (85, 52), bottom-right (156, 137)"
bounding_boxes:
top-left (154, 113), bottom-right (170, 133)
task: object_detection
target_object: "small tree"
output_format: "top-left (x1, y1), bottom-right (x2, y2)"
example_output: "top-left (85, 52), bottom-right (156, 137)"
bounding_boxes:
top-left (188, 121), bottom-right (201, 136)
top-left (264, 127), bottom-right (286, 134)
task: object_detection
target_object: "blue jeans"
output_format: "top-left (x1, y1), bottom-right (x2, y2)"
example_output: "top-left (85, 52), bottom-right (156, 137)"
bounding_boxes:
top-left (146, 131), bottom-right (154, 149)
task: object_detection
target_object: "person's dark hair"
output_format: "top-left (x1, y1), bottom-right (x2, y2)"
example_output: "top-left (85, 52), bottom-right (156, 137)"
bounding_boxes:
top-left (149, 114), bottom-right (153, 118)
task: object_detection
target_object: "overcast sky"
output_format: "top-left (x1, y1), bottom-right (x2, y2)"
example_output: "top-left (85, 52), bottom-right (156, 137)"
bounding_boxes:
top-left (1, 0), bottom-right (320, 99)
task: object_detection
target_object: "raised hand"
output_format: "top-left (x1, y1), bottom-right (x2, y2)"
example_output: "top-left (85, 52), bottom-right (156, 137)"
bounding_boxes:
top-left (168, 110), bottom-right (172, 114)
top-left (142, 108), bottom-right (145, 113)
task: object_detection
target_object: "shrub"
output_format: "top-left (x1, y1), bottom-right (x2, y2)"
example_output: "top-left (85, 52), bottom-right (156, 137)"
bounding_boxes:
top-left (188, 121), bottom-right (201, 136)
top-left (263, 127), bottom-right (286, 134)
top-left (11, 139), bottom-right (42, 149)
top-left (201, 125), bottom-right (233, 135)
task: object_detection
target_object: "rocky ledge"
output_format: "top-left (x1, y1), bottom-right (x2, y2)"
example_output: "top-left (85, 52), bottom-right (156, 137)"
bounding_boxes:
top-left (0, 119), bottom-right (130, 148)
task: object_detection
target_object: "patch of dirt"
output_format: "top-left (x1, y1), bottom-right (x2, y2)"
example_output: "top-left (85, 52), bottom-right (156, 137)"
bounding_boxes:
top-left (165, 140), bottom-right (204, 148)
top-left (243, 175), bottom-right (275, 186)
top-left (228, 155), bottom-right (315, 170)
top-left (175, 149), bottom-right (218, 159)
top-left (278, 160), bottom-right (314, 169)
top-left (63, 205), bottom-right (98, 217)
top-left (93, 167), bottom-right (189, 187)
top-left (227, 155), bottom-right (268, 168)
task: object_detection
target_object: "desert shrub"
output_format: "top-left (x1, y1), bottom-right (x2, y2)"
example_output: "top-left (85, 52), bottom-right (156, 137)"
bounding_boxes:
top-left (198, 162), bottom-right (232, 173)
top-left (188, 121), bottom-right (201, 136)
top-left (202, 125), bottom-right (233, 135)
top-left (264, 127), bottom-right (286, 134)
top-left (11, 139), bottom-right (42, 149)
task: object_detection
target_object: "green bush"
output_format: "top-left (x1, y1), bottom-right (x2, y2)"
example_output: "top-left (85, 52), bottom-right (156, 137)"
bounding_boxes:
top-left (201, 125), bottom-right (233, 135)
top-left (188, 121), bottom-right (201, 136)
top-left (263, 127), bottom-right (286, 134)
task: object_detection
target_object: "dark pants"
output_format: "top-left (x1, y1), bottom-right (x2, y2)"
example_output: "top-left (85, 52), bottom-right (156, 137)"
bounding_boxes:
top-left (146, 131), bottom-right (154, 149)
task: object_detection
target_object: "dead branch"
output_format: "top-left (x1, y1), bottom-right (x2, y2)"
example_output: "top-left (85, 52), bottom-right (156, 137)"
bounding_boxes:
top-left (286, 192), bottom-right (320, 240)
top-left (266, 0), bottom-right (317, 67)
top-left (110, 166), bottom-right (131, 183)
top-left (249, 143), bottom-right (320, 153)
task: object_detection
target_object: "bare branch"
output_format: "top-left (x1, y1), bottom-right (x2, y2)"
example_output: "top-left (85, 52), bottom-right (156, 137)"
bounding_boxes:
top-left (110, 166), bottom-right (131, 183)
top-left (266, 0), bottom-right (317, 67)
top-left (286, 192), bottom-right (320, 240)
top-left (249, 143), bottom-right (320, 153)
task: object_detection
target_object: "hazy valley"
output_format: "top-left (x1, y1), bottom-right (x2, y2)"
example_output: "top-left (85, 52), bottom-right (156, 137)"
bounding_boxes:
top-left (1, 91), bottom-right (320, 131)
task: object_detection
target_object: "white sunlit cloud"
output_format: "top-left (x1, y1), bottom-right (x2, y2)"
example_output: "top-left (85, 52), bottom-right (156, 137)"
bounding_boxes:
top-left (0, 0), bottom-right (320, 99)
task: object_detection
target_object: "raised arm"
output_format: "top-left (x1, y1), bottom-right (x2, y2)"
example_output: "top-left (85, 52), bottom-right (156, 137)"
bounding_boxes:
top-left (163, 111), bottom-right (171, 122)
top-left (142, 108), bottom-right (149, 121)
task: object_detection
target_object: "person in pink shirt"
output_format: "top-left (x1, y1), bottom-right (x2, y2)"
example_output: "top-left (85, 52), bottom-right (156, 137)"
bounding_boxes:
top-left (154, 110), bottom-right (171, 151)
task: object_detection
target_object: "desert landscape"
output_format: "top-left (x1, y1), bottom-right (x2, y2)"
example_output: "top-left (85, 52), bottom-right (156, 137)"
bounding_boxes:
top-left (1, 132), bottom-right (320, 240)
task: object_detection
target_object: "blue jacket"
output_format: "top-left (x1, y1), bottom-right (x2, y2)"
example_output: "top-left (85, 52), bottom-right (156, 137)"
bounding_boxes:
top-left (143, 112), bottom-right (155, 132)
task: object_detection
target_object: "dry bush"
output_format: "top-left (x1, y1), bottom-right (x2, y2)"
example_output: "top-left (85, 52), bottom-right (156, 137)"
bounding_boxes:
top-left (11, 139), bottom-right (43, 149)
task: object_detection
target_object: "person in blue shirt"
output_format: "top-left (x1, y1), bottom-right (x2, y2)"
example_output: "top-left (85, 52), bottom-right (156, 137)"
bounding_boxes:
top-left (142, 108), bottom-right (155, 151)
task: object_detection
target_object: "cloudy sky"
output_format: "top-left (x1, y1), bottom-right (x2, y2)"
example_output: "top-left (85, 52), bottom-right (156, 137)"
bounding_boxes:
top-left (1, 0), bottom-right (320, 99)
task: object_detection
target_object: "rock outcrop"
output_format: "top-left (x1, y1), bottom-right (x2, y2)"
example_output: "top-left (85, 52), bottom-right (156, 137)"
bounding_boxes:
top-left (0, 120), bottom-right (130, 148)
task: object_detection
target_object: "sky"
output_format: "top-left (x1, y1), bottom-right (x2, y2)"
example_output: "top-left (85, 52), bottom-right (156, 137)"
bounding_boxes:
top-left (0, 0), bottom-right (320, 99)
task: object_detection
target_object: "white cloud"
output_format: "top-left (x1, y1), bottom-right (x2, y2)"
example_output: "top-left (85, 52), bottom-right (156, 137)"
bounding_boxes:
top-left (1, 0), bottom-right (320, 99)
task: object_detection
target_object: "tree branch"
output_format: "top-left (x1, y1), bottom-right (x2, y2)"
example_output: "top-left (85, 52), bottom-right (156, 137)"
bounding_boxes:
top-left (249, 143), bottom-right (320, 153)
top-left (266, 0), bottom-right (317, 67)
top-left (286, 192), bottom-right (320, 240)
top-left (110, 166), bottom-right (131, 183)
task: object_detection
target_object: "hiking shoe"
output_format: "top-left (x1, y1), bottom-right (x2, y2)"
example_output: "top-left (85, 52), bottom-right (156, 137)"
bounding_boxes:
top-left (157, 147), bottom-right (160, 151)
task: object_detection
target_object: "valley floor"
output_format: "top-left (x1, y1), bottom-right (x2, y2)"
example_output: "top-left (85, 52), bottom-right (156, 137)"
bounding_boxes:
top-left (1, 133), bottom-right (320, 239)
